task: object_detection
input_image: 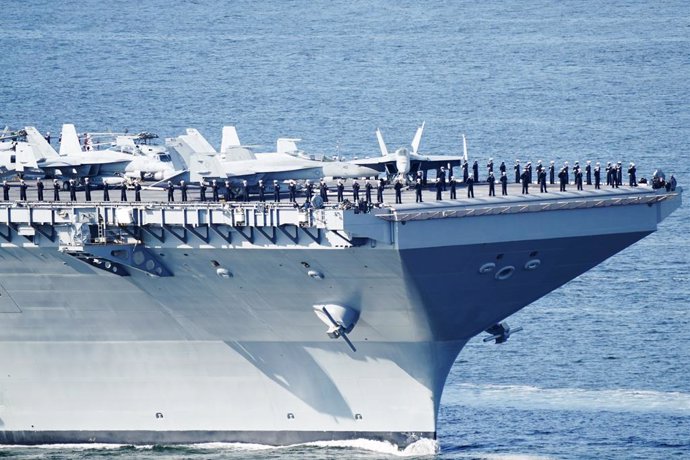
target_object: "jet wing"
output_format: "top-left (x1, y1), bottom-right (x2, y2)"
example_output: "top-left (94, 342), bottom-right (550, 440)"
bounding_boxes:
top-left (411, 154), bottom-right (464, 171)
top-left (348, 156), bottom-right (393, 173)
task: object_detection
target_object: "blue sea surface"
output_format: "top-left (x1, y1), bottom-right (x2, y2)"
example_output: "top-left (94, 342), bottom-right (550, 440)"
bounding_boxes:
top-left (1, 0), bottom-right (688, 458)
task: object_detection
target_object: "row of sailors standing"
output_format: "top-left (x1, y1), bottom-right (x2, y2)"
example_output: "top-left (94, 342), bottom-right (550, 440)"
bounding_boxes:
top-left (162, 178), bottom-right (390, 205)
top-left (459, 159), bottom-right (639, 194)
top-left (1, 177), bottom-right (146, 202)
top-left (0, 160), bottom-right (649, 204)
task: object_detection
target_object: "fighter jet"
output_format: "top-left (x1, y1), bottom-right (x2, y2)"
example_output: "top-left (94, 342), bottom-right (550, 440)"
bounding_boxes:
top-left (0, 128), bottom-right (40, 177)
top-left (349, 122), bottom-right (464, 181)
top-left (25, 124), bottom-right (176, 183)
top-left (166, 126), bottom-right (379, 184)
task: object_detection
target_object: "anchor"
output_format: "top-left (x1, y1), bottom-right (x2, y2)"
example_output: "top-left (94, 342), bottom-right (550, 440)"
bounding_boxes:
top-left (313, 304), bottom-right (359, 352)
top-left (483, 321), bottom-right (523, 344)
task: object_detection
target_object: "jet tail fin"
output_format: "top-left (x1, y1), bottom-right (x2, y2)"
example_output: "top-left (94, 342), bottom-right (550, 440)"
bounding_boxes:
top-left (219, 125), bottom-right (256, 160)
top-left (411, 121), bottom-right (425, 155)
top-left (276, 138), bottom-right (301, 155)
top-left (59, 124), bottom-right (83, 157)
top-left (375, 128), bottom-right (389, 157)
top-left (166, 128), bottom-right (217, 166)
top-left (183, 128), bottom-right (217, 154)
top-left (24, 126), bottom-right (60, 162)
top-left (220, 126), bottom-right (241, 153)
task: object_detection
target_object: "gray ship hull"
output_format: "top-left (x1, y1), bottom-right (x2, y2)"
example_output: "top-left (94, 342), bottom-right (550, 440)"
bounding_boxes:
top-left (0, 185), bottom-right (681, 447)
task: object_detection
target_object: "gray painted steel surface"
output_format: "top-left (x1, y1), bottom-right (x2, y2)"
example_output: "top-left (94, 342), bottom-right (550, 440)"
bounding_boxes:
top-left (0, 184), bottom-right (681, 447)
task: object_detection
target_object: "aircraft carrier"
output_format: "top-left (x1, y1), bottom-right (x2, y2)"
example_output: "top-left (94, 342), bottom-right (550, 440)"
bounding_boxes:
top-left (0, 180), bottom-right (681, 447)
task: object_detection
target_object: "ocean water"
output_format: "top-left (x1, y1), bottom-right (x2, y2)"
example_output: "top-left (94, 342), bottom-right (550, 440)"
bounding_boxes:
top-left (1, 0), bottom-right (688, 459)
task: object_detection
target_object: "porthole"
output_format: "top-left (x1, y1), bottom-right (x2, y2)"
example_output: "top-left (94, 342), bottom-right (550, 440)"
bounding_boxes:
top-left (495, 266), bottom-right (515, 280)
top-left (524, 259), bottom-right (541, 270)
top-left (479, 262), bottom-right (496, 274)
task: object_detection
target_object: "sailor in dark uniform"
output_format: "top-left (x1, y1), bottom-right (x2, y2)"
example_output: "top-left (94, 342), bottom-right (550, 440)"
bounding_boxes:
top-left (573, 161), bottom-right (580, 179)
top-left (449, 176), bottom-right (457, 199)
top-left (558, 167), bottom-right (567, 191)
top-left (394, 179), bottom-right (403, 203)
top-left (415, 178), bottom-right (423, 202)
top-left (242, 179), bottom-right (250, 202)
top-left (319, 180), bottom-right (328, 202)
top-left (472, 160), bottom-right (479, 182)
top-left (462, 160), bottom-right (469, 183)
top-left (521, 169), bottom-right (530, 194)
top-left (616, 161), bottom-right (623, 187)
top-left (514, 160), bottom-right (521, 183)
top-left (500, 171), bottom-right (508, 195)
top-left (36, 178), bottom-right (44, 201)
top-left (166, 181), bottom-right (174, 201)
top-left (364, 180), bottom-right (372, 204)
top-left (212, 179), bottom-right (219, 201)
top-left (288, 180), bottom-right (297, 202)
top-left (377, 178), bottom-right (385, 203)
top-left (352, 180), bottom-right (360, 202)
top-left (435, 177), bottom-right (442, 200)
top-left (563, 161), bottom-right (570, 184)
top-left (45, 131), bottom-right (51, 144)
top-left (549, 161), bottom-right (555, 184)
top-left (180, 180), bottom-right (188, 202)
top-left (53, 179), bottom-right (60, 201)
top-left (628, 162), bottom-right (637, 186)
top-left (120, 182), bottom-right (127, 201)
top-left (499, 161), bottom-right (506, 176)
top-left (539, 169), bottom-right (548, 193)
top-left (585, 161), bottom-right (592, 185)
top-left (336, 180), bottom-right (344, 202)
top-left (83, 178), bottom-right (91, 201)
top-left (199, 181), bottom-right (207, 201)
top-left (102, 180), bottom-right (109, 201)
top-left (439, 167), bottom-right (446, 191)
top-left (594, 162), bottom-right (601, 189)
top-left (224, 180), bottom-right (232, 201)
top-left (611, 162), bottom-right (620, 188)
top-left (466, 175), bottom-right (474, 198)
top-left (304, 180), bottom-right (313, 201)
top-left (525, 161), bottom-right (532, 183)
top-left (605, 162), bottom-right (612, 186)
top-left (134, 180), bottom-right (142, 201)
top-left (487, 171), bottom-right (496, 197)
top-left (69, 179), bottom-right (77, 201)
top-left (576, 169), bottom-right (583, 190)
top-left (19, 179), bottom-right (27, 201)
top-left (2, 180), bottom-right (9, 201)
top-left (536, 160), bottom-right (543, 177)
top-left (258, 180), bottom-right (266, 202)
top-left (273, 180), bottom-right (281, 202)
top-left (486, 158), bottom-right (494, 179)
